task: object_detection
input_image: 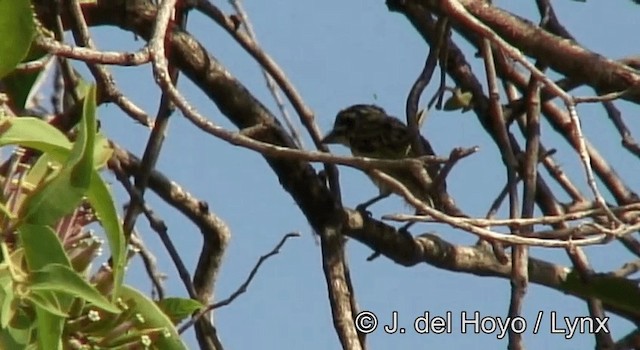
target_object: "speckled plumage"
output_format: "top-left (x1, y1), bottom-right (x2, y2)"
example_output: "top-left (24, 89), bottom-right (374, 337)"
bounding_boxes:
top-left (322, 104), bottom-right (443, 206)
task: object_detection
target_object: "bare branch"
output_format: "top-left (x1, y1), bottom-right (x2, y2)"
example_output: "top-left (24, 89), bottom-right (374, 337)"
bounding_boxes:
top-left (34, 36), bottom-right (150, 66)
top-left (178, 232), bottom-right (300, 334)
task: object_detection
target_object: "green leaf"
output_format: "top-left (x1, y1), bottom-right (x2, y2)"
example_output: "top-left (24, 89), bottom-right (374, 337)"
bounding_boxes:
top-left (1, 47), bottom-right (49, 110)
top-left (2, 68), bottom-right (43, 111)
top-left (1, 96), bottom-right (124, 296)
top-left (29, 264), bottom-right (120, 314)
top-left (443, 88), bottom-right (473, 112)
top-left (26, 291), bottom-right (67, 317)
top-left (1, 307), bottom-right (34, 347)
top-left (0, 115), bottom-right (111, 169)
top-left (18, 85), bottom-right (98, 225)
top-left (19, 224), bottom-right (71, 271)
top-left (9, 307), bottom-right (33, 331)
top-left (94, 134), bottom-right (114, 169)
top-left (0, 117), bottom-right (72, 160)
top-left (114, 286), bottom-right (188, 350)
top-left (0, 0), bottom-right (35, 79)
top-left (63, 69), bottom-right (92, 112)
top-left (18, 169), bottom-right (87, 225)
top-left (0, 272), bottom-right (15, 328)
top-left (74, 70), bottom-right (92, 98)
top-left (23, 153), bottom-right (57, 190)
top-left (0, 324), bottom-right (30, 349)
top-left (87, 174), bottom-right (126, 299)
top-left (34, 306), bottom-right (63, 350)
top-left (69, 84), bottom-right (97, 189)
top-left (18, 223), bottom-right (76, 321)
top-left (157, 297), bottom-right (204, 324)
top-left (2, 244), bottom-right (27, 284)
top-left (100, 327), bottom-right (168, 349)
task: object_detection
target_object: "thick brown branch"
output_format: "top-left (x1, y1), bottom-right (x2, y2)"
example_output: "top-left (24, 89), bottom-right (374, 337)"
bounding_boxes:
top-left (342, 209), bottom-right (640, 323)
top-left (422, 0), bottom-right (640, 104)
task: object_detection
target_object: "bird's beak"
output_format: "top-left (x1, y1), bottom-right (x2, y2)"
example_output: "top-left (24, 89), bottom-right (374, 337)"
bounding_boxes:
top-left (321, 129), bottom-right (340, 144)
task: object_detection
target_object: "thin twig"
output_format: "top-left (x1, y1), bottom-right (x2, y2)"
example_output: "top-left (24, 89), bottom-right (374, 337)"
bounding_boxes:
top-left (229, 0), bottom-right (305, 148)
top-left (495, 46), bottom-right (637, 208)
top-left (15, 56), bottom-right (51, 72)
top-left (193, 0), bottom-right (343, 202)
top-left (573, 91), bottom-right (629, 104)
top-left (433, 146), bottom-right (477, 187)
top-left (384, 202), bottom-right (640, 228)
top-left (67, 0), bottom-right (151, 126)
top-left (122, 0), bottom-right (178, 242)
top-left (34, 36), bottom-right (151, 66)
top-left (178, 232), bottom-right (300, 333)
top-left (369, 170), bottom-right (609, 247)
top-left (601, 101), bottom-right (640, 158)
top-left (482, 178), bottom-right (512, 264)
top-left (507, 58), bottom-right (541, 350)
top-left (481, 39), bottom-right (524, 335)
top-left (111, 153), bottom-right (198, 298)
top-left (611, 260), bottom-right (640, 278)
top-left (140, 203), bottom-right (198, 298)
top-left (405, 16), bottom-right (448, 158)
top-left (130, 232), bottom-right (167, 299)
top-left (146, 45), bottom-right (618, 249)
top-left (443, 0), bottom-right (619, 226)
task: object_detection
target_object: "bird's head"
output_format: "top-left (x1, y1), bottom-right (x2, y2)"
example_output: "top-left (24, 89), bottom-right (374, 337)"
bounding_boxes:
top-left (321, 104), bottom-right (387, 146)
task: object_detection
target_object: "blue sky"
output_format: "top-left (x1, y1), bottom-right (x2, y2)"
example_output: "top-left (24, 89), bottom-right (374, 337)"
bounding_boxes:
top-left (83, 1), bottom-right (640, 348)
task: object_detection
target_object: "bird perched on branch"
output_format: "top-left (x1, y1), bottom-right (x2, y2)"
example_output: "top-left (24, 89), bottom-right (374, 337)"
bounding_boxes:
top-left (321, 104), bottom-right (445, 212)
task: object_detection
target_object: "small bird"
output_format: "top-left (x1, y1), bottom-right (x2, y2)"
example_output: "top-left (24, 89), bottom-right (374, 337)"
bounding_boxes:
top-left (321, 104), bottom-right (444, 211)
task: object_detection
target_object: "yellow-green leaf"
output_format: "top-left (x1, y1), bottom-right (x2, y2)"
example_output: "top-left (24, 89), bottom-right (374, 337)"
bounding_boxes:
top-left (443, 88), bottom-right (473, 112)
top-left (0, 0), bottom-right (35, 78)
top-left (29, 264), bottom-right (120, 314)
top-left (87, 174), bottom-right (125, 299)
